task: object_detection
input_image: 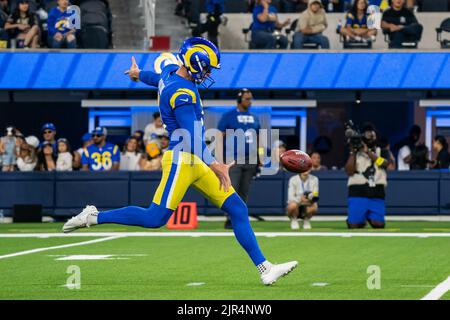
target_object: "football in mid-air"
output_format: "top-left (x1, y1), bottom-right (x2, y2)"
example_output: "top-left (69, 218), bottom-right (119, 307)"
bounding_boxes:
top-left (280, 150), bottom-right (312, 173)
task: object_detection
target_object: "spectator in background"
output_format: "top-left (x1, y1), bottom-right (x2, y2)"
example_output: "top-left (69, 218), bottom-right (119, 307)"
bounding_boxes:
top-left (0, 0), bottom-right (9, 47)
top-left (73, 133), bottom-right (92, 169)
top-left (396, 124), bottom-right (421, 171)
top-left (159, 133), bottom-right (169, 154)
top-left (322, 0), bottom-right (346, 12)
top-left (47, 0), bottom-right (76, 49)
top-left (81, 127), bottom-right (120, 171)
top-left (56, 138), bottom-right (73, 171)
top-left (132, 130), bottom-right (145, 153)
top-left (286, 169), bottom-right (319, 230)
top-left (17, 135), bottom-right (39, 172)
top-left (140, 139), bottom-right (162, 171)
top-left (292, 0), bottom-right (330, 49)
top-left (381, 0), bottom-right (423, 48)
top-left (37, 141), bottom-right (56, 171)
top-left (144, 112), bottom-right (166, 145)
top-left (191, 0), bottom-right (226, 48)
top-left (251, 0), bottom-right (290, 49)
top-left (410, 144), bottom-right (430, 170)
top-left (431, 136), bottom-right (450, 170)
top-left (310, 151), bottom-right (328, 171)
top-left (378, 137), bottom-right (396, 170)
top-left (0, 126), bottom-right (17, 171)
top-left (340, 0), bottom-right (377, 43)
top-left (40, 122), bottom-right (57, 155)
top-left (120, 136), bottom-right (141, 171)
top-left (4, 0), bottom-right (40, 48)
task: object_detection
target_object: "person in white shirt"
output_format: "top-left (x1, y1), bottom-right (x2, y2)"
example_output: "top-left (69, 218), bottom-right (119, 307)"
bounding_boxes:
top-left (56, 138), bottom-right (73, 171)
top-left (17, 135), bottom-right (39, 172)
top-left (397, 125), bottom-right (421, 171)
top-left (144, 112), bottom-right (167, 145)
top-left (120, 137), bottom-right (141, 171)
top-left (286, 169), bottom-right (319, 230)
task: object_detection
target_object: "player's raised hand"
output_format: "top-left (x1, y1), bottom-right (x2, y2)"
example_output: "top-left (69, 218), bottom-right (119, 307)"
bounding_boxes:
top-left (210, 160), bottom-right (235, 192)
top-left (125, 56), bottom-right (141, 81)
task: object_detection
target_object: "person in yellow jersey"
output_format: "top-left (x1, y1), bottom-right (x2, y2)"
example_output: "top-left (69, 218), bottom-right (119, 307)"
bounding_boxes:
top-left (63, 37), bottom-right (297, 285)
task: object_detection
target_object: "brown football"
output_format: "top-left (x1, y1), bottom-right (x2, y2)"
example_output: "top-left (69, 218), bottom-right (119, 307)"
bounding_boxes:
top-left (280, 150), bottom-right (312, 173)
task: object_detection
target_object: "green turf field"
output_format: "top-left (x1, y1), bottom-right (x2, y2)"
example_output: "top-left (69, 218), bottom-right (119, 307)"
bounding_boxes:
top-left (0, 221), bottom-right (449, 300)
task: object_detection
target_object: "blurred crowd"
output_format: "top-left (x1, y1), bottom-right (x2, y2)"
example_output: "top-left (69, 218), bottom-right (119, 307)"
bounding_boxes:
top-left (0, 111), bottom-right (171, 172)
top-left (0, 0), bottom-right (112, 49)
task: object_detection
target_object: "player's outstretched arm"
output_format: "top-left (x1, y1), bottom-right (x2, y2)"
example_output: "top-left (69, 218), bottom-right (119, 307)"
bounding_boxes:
top-left (125, 56), bottom-right (160, 87)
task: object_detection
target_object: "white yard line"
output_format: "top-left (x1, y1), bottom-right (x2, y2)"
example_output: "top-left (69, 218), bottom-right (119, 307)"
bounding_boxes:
top-left (421, 276), bottom-right (450, 300)
top-left (0, 236), bottom-right (124, 260)
top-left (0, 232), bottom-right (450, 238)
top-left (198, 216), bottom-right (450, 222)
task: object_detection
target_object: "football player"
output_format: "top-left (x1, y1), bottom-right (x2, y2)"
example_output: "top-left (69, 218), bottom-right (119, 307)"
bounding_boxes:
top-left (63, 37), bottom-right (297, 285)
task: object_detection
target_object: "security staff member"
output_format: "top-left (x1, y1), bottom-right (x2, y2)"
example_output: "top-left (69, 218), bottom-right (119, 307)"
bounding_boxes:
top-left (217, 89), bottom-right (261, 229)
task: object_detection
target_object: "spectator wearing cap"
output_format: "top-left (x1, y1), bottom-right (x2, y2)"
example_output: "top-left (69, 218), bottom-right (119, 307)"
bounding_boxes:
top-left (73, 132), bottom-right (92, 169)
top-left (381, 0), bottom-right (423, 49)
top-left (159, 133), bottom-right (169, 154)
top-left (292, 0), bottom-right (330, 49)
top-left (37, 141), bottom-right (56, 171)
top-left (120, 136), bottom-right (141, 171)
top-left (47, 0), bottom-right (76, 49)
top-left (4, 0), bottom-right (40, 48)
top-left (81, 127), bottom-right (120, 171)
top-left (251, 0), bottom-right (290, 49)
top-left (56, 138), bottom-right (73, 171)
top-left (144, 112), bottom-right (167, 145)
top-left (17, 135), bottom-right (39, 171)
top-left (40, 123), bottom-right (57, 155)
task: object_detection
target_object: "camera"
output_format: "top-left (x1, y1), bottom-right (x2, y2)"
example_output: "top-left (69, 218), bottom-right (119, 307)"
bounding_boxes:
top-left (303, 191), bottom-right (318, 203)
top-left (344, 120), bottom-right (364, 152)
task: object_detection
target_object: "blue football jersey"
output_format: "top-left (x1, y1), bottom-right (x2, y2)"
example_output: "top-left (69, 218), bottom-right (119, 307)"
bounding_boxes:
top-left (81, 142), bottom-right (120, 171)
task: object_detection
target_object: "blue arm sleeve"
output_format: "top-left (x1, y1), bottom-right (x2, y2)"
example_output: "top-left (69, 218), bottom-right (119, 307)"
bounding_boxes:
top-left (139, 71), bottom-right (160, 87)
top-left (174, 104), bottom-right (216, 166)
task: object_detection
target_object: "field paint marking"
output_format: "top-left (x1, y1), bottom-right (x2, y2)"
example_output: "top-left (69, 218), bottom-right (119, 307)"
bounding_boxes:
top-left (421, 276), bottom-right (450, 300)
top-left (186, 282), bottom-right (206, 286)
top-left (0, 236), bottom-right (124, 260)
top-left (1, 232), bottom-right (450, 238)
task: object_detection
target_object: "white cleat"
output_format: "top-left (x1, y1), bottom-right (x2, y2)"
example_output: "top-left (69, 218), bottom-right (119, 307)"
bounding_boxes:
top-left (63, 205), bottom-right (99, 233)
top-left (261, 261), bottom-right (298, 286)
top-left (290, 219), bottom-right (300, 230)
top-left (303, 219), bottom-right (312, 230)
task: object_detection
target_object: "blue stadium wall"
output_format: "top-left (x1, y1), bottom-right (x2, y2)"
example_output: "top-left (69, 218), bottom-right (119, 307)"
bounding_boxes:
top-left (0, 51), bottom-right (450, 89)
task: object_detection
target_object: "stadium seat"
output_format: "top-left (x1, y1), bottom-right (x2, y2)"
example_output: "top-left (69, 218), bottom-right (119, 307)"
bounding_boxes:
top-left (383, 30), bottom-right (418, 49)
top-left (436, 18), bottom-right (450, 49)
top-left (242, 22), bottom-right (256, 49)
top-left (80, 25), bottom-right (109, 49)
top-left (79, 0), bottom-right (112, 49)
top-left (421, 0), bottom-right (448, 12)
top-left (286, 19), bottom-right (320, 49)
top-left (336, 25), bottom-right (374, 49)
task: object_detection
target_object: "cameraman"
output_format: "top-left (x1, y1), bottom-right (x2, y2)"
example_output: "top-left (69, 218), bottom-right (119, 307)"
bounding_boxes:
top-left (345, 123), bottom-right (392, 229)
top-left (286, 169), bottom-right (319, 230)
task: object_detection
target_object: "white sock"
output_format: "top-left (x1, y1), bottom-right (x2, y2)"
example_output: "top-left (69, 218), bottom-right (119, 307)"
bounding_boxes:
top-left (257, 260), bottom-right (272, 275)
